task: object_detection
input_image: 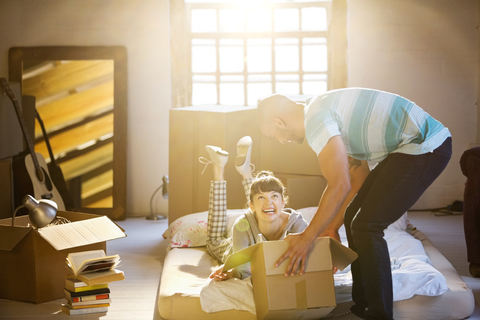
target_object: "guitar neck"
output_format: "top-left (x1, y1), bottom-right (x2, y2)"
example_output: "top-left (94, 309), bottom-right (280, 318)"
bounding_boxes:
top-left (0, 78), bottom-right (43, 179)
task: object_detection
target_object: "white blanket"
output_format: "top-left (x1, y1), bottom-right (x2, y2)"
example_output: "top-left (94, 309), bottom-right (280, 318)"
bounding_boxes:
top-left (200, 218), bottom-right (447, 314)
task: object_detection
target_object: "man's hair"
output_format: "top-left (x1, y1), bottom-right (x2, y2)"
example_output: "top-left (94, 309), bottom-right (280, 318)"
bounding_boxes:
top-left (248, 170), bottom-right (288, 205)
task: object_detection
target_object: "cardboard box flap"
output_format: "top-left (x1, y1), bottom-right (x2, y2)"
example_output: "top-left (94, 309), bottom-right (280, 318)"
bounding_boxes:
top-left (329, 237), bottom-right (358, 271)
top-left (37, 216), bottom-right (126, 251)
top-left (0, 225), bottom-right (30, 251)
top-left (223, 242), bottom-right (260, 271)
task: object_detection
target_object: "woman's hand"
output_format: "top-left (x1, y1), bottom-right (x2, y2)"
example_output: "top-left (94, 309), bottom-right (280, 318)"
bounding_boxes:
top-left (209, 265), bottom-right (235, 281)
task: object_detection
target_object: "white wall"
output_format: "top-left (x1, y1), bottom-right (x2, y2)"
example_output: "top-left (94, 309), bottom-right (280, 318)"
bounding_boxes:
top-left (348, 0), bottom-right (478, 209)
top-left (0, 0), bottom-right (171, 217)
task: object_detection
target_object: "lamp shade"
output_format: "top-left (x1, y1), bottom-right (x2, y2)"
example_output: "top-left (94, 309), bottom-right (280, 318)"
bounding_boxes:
top-left (22, 195), bottom-right (58, 228)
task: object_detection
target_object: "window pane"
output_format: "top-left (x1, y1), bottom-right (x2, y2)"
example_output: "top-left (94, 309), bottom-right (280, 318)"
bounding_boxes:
top-left (303, 81), bottom-right (327, 95)
top-left (302, 7), bottom-right (327, 31)
top-left (247, 39), bottom-right (271, 73)
top-left (192, 83), bottom-right (217, 105)
top-left (220, 9), bottom-right (244, 32)
top-left (275, 39), bottom-right (299, 72)
top-left (247, 83), bottom-right (272, 106)
top-left (303, 44), bottom-right (327, 72)
top-left (220, 83), bottom-right (244, 105)
top-left (276, 82), bottom-right (299, 95)
top-left (191, 9), bottom-right (217, 32)
top-left (274, 8), bottom-right (299, 31)
top-left (219, 39), bottom-right (244, 73)
top-left (192, 44), bottom-right (216, 73)
top-left (247, 8), bottom-right (271, 32)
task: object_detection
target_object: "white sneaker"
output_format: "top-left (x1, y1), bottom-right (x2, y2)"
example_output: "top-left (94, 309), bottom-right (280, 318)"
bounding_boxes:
top-left (235, 136), bottom-right (253, 175)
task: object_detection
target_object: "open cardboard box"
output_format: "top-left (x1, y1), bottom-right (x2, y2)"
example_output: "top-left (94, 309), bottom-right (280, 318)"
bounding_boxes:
top-left (223, 237), bottom-right (357, 320)
top-left (0, 211), bottom-right (127, 303)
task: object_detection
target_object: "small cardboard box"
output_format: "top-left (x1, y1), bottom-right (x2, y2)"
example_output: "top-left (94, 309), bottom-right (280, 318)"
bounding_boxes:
top-left (0, 159), bottom-right (14, 219)
top-left (0, 211), bottom-right (127, 303)
top-left (274, 174), bottom-right (327, 210)
top-left (259, 133), bottom-right (322, 176)
top-left (223, 237), bottom-right (357, 320)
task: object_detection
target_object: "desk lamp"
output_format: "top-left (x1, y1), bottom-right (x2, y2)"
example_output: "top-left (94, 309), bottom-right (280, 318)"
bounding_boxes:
top-left (147, 175), bottom-right (169, 220)
top-left (12, 195), bottom-right (58, 228)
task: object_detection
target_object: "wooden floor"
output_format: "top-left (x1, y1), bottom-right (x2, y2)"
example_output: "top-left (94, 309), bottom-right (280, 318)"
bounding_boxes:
top-left (0, 212), bottom-right (479, 319)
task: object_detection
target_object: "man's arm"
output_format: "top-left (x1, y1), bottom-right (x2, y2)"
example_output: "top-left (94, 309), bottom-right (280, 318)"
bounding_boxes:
top-left (274, 135), bottom-right (351, 276)
top-left (320, 157), bottom-right (370, 241)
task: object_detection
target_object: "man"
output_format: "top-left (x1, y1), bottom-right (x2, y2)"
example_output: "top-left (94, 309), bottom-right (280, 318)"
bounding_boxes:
top-left (257, 88), bottom-right (451, 320)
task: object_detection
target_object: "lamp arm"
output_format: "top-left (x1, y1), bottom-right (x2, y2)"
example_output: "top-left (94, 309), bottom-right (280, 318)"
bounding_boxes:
top-left (149, 183), bottom-right (165, 218)
top-left (12, 205), bottom-right (26, 227)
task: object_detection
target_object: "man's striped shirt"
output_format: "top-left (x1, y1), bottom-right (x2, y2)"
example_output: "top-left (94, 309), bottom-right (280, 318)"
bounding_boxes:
top-left (304, 88), bottom-right (451, 162)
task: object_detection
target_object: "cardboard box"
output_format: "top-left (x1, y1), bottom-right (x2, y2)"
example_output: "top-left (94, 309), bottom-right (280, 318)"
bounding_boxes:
top-left (275, 174), bottom-right (327, 210)
top-left (223, 237), bottom-right (357, 320)
top-left (169, 105), bottom-right (261, 223)
top-left (259, 133), bottom-right (322, 176)
top-left (0, 159), bottom-right (14, 219)
top-left (0, 211), bottom-right (127, 303)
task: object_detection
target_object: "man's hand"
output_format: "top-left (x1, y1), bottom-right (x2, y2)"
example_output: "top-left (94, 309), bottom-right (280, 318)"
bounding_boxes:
top-left (209, 265), bottom-right (235, 281)
top-left (274, 232), bottom-right (316, 276)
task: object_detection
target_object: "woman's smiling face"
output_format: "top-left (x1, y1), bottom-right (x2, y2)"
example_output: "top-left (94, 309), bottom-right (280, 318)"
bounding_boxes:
top-left (249, 190), bottom-right (285, 223)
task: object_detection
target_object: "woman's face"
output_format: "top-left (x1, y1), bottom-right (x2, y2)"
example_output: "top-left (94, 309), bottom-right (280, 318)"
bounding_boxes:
top-left (249, 189), bottom-right (285, 223)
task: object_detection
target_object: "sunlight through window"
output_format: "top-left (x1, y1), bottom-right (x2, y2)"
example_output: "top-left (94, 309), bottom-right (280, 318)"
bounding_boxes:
top-left (185, 0), bottom-right (332, 106)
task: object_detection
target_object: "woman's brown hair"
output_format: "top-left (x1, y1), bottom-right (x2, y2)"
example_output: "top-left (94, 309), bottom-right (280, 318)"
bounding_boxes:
top-left (248, 170), bottom-right (288, 204)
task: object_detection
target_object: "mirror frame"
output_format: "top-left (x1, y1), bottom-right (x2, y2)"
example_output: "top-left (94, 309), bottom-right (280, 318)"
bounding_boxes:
top-left (9, 46), bottom-right (128, 220)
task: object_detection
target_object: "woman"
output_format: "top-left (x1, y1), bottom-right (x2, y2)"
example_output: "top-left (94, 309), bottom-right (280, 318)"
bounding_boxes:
top-left (200, 136), bottom-right (308, 281)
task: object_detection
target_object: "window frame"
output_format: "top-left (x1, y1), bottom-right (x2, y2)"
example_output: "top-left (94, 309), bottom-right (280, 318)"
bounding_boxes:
top-left (170, 0), bottom-right (347, 108)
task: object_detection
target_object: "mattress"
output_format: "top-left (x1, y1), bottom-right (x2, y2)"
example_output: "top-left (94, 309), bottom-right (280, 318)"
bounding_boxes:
top-left (157, 228), bottom-right (474, 320)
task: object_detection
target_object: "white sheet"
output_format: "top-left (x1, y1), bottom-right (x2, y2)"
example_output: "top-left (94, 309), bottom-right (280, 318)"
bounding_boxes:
top-left (199, 224), bottom-right (448, 314)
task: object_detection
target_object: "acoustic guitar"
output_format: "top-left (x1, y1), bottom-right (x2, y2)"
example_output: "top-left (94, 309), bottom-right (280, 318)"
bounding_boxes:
top-left (0, 78), bottom-right (65, 211)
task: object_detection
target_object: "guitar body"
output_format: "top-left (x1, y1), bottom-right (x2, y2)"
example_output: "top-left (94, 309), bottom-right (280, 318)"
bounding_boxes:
top-left (2, 77), bottom-right (69, 214)
top-left (12, 151), bottom-right (66, 212)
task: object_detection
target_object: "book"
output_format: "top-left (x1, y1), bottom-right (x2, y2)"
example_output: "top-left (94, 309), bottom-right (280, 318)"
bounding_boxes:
top-left (68, 302), bottom-right (110, 309)
top-left (64, 288), bottom-right (110, 300)
top-left (66, 250), bottom-right (120, 277)
top-left (65, 277), bottom-right (109, 292)
top-left (67, 298), bottom-right (111, 307)
top-left (66, 249), bottom-right (125, 286)
top-left (68, 293), bottom-right (110, 303)
top-left (61, 304), bottom-right (108, 316)
top-left (76, 268), bottom-right (125, 287)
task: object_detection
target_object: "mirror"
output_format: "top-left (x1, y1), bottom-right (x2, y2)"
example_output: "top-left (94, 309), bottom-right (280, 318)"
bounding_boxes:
top-left (9, 46), bottom-right (127, 220)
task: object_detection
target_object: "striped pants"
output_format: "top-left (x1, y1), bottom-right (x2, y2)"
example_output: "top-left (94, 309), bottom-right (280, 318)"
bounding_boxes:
top-left (206, 178), bottom-right (253, 263)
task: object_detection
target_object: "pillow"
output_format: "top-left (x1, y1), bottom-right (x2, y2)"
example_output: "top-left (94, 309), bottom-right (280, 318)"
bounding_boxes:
top-left (163, 209), bottom-right (245, 248)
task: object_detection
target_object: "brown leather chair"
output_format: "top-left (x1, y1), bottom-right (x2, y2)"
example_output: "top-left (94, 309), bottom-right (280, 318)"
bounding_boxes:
top-left (460, 147), bottom-right (480, 277)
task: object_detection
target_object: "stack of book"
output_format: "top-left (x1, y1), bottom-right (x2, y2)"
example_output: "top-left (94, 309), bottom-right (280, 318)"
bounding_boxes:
top-left (62, 250), bottom-right (125, 316)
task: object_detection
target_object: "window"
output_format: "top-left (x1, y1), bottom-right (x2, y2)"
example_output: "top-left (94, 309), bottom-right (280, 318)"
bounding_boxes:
top-left (170, 0), bottom-right (346, 107)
